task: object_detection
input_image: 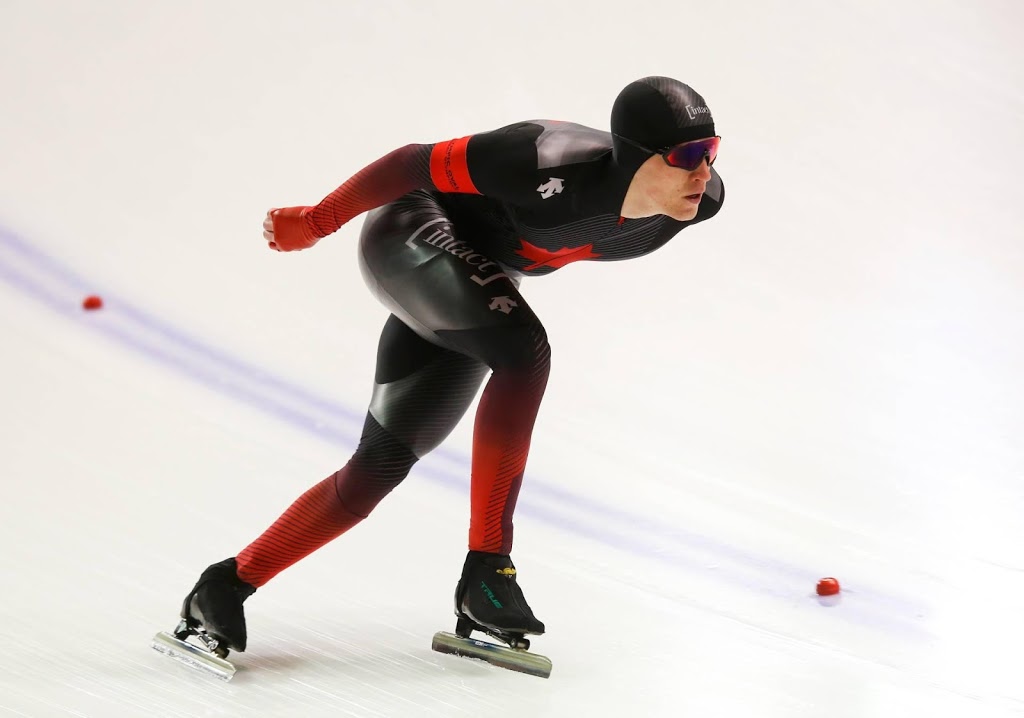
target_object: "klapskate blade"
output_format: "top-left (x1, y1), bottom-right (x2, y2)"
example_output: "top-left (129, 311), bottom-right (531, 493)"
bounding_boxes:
top-left (151, 631), bottom-right (236, 681)
top-left (431, 631), bottom-right (552, 679)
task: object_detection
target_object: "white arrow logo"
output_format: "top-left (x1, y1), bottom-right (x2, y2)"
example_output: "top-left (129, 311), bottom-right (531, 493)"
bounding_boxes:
top-left (537, 177), bottom-right (565, 200)
top-left (489, 296), bottom-right (518, 314)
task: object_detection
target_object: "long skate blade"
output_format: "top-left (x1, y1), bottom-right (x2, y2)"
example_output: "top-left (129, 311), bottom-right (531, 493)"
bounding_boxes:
top-left (151, 631), bottom-right (236, 681)
top-left (431, 631), bottom-right (552, 679)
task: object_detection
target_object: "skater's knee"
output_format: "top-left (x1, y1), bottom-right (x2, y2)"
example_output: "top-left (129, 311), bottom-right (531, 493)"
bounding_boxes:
top-left (489, 324), bottom-right (551, 399)
top-left (493, 323), bottom-right (551, 375)
top-left (352, 417), bottom-right (420, 470)
top-left (440, 322), bottom-right (552, 376)
top-left (336, 415), bottom-right (419, 516)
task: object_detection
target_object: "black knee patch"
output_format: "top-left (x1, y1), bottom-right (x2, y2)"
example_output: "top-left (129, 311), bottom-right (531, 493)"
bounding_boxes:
top-left (336, 413), bottom-right (419, 516)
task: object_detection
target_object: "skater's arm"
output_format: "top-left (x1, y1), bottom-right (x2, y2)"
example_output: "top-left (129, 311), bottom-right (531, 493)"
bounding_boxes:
top-left (428, 124), bottom-right (539, 202)
top-left (265, 126), bottom-right (541, 252)
top-left (265, 143), bottom-right (435, 252)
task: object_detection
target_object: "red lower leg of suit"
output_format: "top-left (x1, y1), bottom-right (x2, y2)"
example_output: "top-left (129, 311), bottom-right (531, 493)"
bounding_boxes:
top-left (235, 362), bottom-right (548, 588)
top-left (235, 473), bottom-right (362, 587)
top-left (468, 366), bottom-right (547, 553)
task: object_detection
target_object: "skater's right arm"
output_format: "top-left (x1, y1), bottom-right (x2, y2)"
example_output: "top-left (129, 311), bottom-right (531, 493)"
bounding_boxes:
top-left (264, 125), bottom-right (542, 252)
top-left (264, 143), bottom-right (435, 252)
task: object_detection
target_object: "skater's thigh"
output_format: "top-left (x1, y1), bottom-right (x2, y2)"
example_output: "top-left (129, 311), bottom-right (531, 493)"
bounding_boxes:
top-left (367, 314), bottom-right (488, 457)
top-left (358, 192), bottom-right (545, 367)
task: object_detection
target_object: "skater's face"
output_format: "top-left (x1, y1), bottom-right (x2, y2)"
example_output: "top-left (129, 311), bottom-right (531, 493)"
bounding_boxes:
top-left (620, 135), bottom-right (717, 222)
top-left (626, 151), bottom-right (713, 222)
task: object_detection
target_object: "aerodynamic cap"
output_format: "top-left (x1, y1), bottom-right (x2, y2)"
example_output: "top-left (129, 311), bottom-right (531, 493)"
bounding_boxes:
top-left (611, 76), bottom-right (716, 168)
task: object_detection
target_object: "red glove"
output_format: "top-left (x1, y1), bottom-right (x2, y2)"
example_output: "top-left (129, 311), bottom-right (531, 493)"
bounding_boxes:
top-left (263, 206), bottom-right (321, 252)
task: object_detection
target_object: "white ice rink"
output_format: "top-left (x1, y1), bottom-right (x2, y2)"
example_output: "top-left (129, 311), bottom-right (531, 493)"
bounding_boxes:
top-left (2, 2), bottom-right (1022, 716)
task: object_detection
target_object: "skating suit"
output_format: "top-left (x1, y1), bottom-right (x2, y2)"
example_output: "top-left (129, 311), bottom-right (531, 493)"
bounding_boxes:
top-left (235, 120), bottom-right (725, 587)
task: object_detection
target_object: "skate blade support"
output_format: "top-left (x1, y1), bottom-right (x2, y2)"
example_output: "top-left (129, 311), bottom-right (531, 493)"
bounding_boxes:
top-left (151, 631), bottom-right (236, 681)
top-left (431, 631), bottom-right (552, 679)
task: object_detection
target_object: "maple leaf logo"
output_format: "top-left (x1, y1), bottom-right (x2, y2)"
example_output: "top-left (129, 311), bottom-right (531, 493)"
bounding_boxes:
top-left (515, 239), bottom-right (602, 270)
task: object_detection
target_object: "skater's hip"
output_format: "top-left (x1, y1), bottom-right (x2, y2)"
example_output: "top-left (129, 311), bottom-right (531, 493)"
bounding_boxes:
top-left (357, 192), bottom-right (525, 346)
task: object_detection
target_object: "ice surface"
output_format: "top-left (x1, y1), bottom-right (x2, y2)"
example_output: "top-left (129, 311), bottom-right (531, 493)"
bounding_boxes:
top-left (1, 1), bottom-right (1022, 716)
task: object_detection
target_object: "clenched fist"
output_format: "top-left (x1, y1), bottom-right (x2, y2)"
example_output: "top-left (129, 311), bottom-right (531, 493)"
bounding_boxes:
top-left (263, 206), bottom-right (320, 252)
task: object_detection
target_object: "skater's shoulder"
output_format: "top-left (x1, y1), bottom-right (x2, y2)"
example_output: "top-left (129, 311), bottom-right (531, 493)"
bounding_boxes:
top-left (471, 120), bottom-right (612, 170)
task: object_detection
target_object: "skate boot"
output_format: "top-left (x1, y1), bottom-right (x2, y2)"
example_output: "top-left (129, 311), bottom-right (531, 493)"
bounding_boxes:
top-left (179, 557), bottom-right (257, 653)
top-left (431, 551), bottom-right (552, 678)
top-left (456, 551), bottom-right (545, 637)
top-left (152, 558), bottom-right (256, 680)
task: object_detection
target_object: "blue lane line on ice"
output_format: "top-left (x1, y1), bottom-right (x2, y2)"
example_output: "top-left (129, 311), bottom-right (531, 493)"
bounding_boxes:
top-left (0, 225), bottom-right (930, 638)
top-left (0, 225), bottom-right (366, 429)
top-left (0, 259), bottom-right (363, 449)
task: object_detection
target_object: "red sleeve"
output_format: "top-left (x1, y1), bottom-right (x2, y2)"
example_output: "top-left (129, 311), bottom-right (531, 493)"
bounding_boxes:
top-left (303, 139), bottom-right (483, 240)
top-left (304, 143), bottom-right (432, 238)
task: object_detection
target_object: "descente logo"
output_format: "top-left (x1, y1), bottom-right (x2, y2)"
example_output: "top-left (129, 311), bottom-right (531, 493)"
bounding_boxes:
top-left (685, 104), bottom-right (710, 121)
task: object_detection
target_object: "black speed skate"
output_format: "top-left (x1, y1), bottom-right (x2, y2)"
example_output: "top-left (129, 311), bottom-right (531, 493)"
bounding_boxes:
top-left (431, 551), bottom-right (552, 678)
top-left (151, 558), bottom-right (256, 681)
top-left (456, 551), bottom-right (545, 639)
